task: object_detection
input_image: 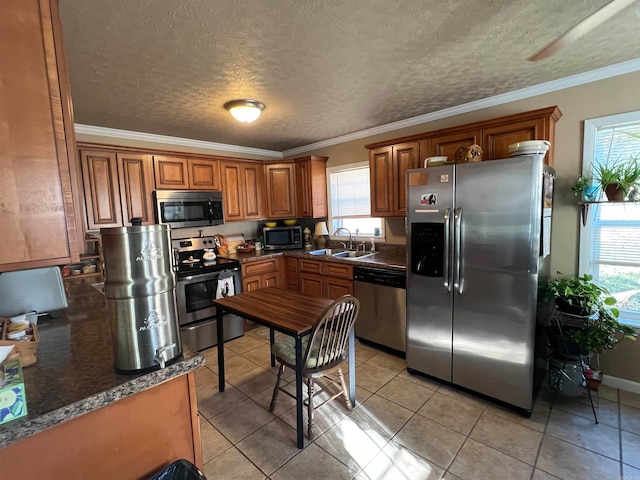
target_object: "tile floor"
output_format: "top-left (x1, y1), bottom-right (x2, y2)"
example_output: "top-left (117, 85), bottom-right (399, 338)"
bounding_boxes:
top-left (194, 327), bottom-right (640, 480)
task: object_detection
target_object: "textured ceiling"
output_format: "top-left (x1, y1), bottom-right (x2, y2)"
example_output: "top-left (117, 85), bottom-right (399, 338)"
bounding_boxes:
top-left (59, 0), bottom-right (640, 152)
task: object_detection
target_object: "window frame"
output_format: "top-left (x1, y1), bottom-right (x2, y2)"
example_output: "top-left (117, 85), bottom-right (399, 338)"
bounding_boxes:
top-left (579, 110), bottom-right (640, 328)
top-left (326, 161), bottom-right (385, 243)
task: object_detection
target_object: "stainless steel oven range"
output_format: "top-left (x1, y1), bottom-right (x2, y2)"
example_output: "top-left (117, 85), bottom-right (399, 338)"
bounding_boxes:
top-left (172, 235), bottom-right (244, 351)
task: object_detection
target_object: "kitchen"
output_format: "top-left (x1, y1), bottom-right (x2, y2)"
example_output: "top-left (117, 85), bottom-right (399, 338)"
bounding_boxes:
top-left (2, 0), bottom-right (640, 479)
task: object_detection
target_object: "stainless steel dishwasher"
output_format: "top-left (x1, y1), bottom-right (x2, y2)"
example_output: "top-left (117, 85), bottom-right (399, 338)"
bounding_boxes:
top-left (354, 266), bottom-right (406, 354)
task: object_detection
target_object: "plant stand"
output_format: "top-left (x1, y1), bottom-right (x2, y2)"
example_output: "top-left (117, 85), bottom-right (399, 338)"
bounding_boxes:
top-left (547, 308), bottom-right (599, 424)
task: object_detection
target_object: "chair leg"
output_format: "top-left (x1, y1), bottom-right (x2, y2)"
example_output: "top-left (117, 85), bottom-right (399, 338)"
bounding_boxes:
top-left (307, 377), bottom-right (315, 440)
top-left (337, 368), bottom-right (352, 411)
top-left (269, 363), bottom-right (286, 413)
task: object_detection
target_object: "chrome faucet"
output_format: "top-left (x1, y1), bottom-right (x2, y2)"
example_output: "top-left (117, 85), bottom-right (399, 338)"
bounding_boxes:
top-left (356, 241), bottom-right (367, 253)
top-left (333, 227), bottom-right (353, 250)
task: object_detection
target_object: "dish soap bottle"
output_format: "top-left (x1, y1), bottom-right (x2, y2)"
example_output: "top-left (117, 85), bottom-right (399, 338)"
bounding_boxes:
top-left (370, 238), bottom-right (376, 252)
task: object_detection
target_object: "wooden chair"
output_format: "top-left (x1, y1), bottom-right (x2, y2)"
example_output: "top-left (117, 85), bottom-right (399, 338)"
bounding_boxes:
top-left (269, 294), bottom-right (360, 439)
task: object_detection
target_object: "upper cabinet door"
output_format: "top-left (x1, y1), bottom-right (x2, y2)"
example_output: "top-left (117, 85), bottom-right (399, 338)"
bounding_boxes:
top-left (187, 159), bottom-right (221, 191)
top-left (242, 164), bottom-right (265, 220)
top-left (392, 142), bottom-right (419, 216)
top-left (117, 153), bottom-right (155, 225)
top-left (221, 162), bottom-right (243, 221)
top-left (370, 147), bottom-right (394, 217)
top-left (482, 118), bottom-right (546, 162)
top-left (295, 156), bottom-right (328, 218)
top-left (81, 150), bottom-right (123, 230)
top-left (0, 0), bottom-right (80, 271)
top-left (430, 130), bottom-right (482, 160)
top-left (265, 164), bottom-right (296, 219)
top-left (153, 156), bottom-right (189, 189)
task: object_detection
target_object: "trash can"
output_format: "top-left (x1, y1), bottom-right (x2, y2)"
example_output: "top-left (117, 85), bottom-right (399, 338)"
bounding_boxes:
top-left (148, 459), bottom-right (207, 480)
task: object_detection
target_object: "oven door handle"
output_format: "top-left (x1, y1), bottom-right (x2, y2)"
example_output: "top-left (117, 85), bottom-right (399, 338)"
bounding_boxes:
top-left (177, 267), bottom-right (239, 284)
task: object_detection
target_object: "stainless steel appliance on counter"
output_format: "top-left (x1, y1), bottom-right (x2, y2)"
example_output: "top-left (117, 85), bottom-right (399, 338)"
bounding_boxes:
top-left (154, 190), bottom-right (224, 229)
top-left (354, 266), bottom-right (406, 354)
top-left (262, 225), bottom-right (303, 250)
top-left (172, 235), bottom-right (244, 351)
top-left (406, 155), bottom-right (554, 412)
top-left (101, 221), bottom-right (182, 373)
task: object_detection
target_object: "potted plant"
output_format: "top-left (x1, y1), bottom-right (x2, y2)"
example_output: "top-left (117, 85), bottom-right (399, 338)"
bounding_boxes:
top-left (544, 272), bottom-right (615, 317)
top-left (571, 175), bottom-right (598, 201)
top-left (544, 274), bottom-right (636, 394)
top-left (593, 157), bottom-right (640, 201)
top-left (569, 304), bottom-right (637, 354)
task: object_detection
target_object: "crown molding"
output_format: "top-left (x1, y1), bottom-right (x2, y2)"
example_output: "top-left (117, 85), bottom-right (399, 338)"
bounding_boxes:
top-left (73, 124), bottom-right (283, 159)
top-left (75, 58), bottom-right (640, 158)
top-left (282, 58), bottom-right (640, 157)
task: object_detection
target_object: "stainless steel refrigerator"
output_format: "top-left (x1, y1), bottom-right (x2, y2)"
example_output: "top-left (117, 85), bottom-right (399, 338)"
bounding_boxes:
top-left (406, 155), bottom-right (554, 412)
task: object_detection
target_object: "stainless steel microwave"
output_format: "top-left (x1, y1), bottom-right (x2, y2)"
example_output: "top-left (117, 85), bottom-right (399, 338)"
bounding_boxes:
top-left (154, 190), bottom-right (224, 229)
top-left (263, 225), bottom-right (303, 250)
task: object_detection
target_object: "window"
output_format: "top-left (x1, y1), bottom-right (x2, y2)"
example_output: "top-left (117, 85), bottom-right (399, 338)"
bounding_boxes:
top-left (580, 111), bottom-right (640, 327)
top-left (327, 162), bottom-right (383, 240)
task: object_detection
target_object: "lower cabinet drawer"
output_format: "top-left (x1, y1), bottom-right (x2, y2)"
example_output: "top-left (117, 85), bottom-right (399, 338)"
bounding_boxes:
top-left (242, 259), bottom-right (278, 276)
top-left (322, 263), bottom-right (353, 279)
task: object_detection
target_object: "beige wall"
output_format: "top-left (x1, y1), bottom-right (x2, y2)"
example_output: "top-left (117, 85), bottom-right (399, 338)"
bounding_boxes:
top-left (303, 70), bottom-right (640, 383)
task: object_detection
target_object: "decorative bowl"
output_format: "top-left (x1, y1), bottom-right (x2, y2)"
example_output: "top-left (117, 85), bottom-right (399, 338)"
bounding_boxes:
top-left (283, 219), bottom-right (297, 226)
top-left (265, 222), bottom-right (277, 227)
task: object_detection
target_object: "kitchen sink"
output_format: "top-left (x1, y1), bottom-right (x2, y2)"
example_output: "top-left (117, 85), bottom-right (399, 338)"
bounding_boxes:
top-left (331, 250), bottom-right (376, 260)
top-left (307, 249), bottom-right (376, 260)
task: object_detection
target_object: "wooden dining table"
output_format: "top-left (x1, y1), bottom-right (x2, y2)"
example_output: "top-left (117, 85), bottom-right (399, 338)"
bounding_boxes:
top-left (213, 287), bottom-right (357, 448)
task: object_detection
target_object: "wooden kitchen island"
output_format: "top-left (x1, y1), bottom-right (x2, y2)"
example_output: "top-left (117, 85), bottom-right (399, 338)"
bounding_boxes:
top-left (0, 283), bottom-right (204, 479)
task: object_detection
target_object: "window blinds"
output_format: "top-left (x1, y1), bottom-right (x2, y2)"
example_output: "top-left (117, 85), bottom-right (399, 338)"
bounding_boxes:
top-left (591, 121), bottom-right (640, 268)
top-left (330, 167), bottom-right (371, 218)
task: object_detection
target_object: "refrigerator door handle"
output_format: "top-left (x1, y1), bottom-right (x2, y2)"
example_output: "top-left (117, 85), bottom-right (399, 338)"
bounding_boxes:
top-left (454, 207), bottom-right (463, 294)
top-left (443, 208), bottom-right (452, 292)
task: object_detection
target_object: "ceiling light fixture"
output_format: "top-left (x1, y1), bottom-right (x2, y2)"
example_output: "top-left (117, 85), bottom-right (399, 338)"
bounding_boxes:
top-left (223, 99), bottom-right (265, 123)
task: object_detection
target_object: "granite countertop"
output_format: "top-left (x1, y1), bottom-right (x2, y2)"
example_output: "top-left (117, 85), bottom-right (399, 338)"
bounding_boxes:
top-left (225, 246), bottom-right (407, 271)
top-left (0, 283), bottom-right (204, 449)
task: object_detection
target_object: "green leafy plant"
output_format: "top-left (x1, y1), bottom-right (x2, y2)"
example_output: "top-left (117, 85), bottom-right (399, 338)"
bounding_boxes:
top-left (594, 156), bottom-right (640, 200)
top-left (571, 176), bottom-right (591, 195)
top-left (544, 272), bottom-right (615, 317)
top-left (545, 272), bottom-right (637, 355)
top-left (569, 305), bottom-right (637, 354)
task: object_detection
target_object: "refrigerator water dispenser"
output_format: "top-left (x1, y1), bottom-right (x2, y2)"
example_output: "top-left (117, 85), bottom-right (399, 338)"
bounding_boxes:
top-left (410, 223), bottom-right (444, 277)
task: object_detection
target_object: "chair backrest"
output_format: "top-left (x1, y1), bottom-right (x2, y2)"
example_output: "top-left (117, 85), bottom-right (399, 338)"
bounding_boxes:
top-left (303, 295), bottom-right (360, 373)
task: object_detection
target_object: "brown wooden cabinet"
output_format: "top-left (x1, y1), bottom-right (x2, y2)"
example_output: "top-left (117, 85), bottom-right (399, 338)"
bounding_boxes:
top-left (482, 111), bottom-right (560, 165)
top-left (154, 156), bottom-right (221, 191)
top-left (369, 142), bottom-right (420, 217)
top-left (366, 106), bottom-right (562, 217)
top-left (297, 259), bottom-right (353, 299)
top-left (80, 150), bottom-right (154, 230)
top-left (188, 158), bottom-right (222, 190)
top-left (221, 161), bottom-right (265, 221)
top-left (241, 257), bottom-right (283, 293)
top-left (153, 155), bottom-right (189, 189)
top-left (294, 156), bottom-right (328, 218)
top-left (285, 256), bottom-right (299, 291)
top-left (0, 0), bottom-right (81, 272)
top-left (265, 163), bottom-right (297, 219)
top-left (0, 373), bottom-right (202, 479)
top-left (428, 129), bottom-right (482, 160)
